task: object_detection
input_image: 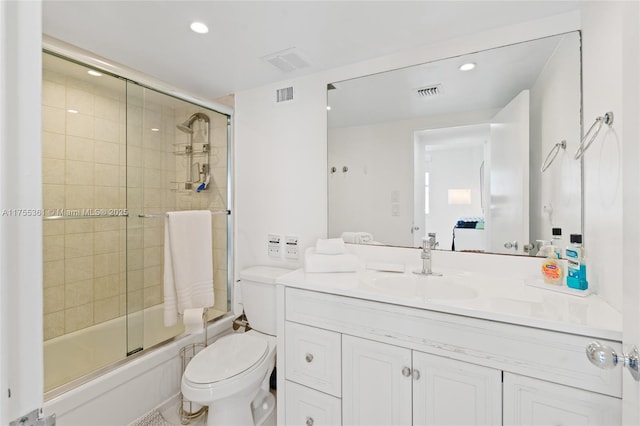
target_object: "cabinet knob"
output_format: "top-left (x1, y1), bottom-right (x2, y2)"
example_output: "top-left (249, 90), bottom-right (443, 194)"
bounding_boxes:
top-left (586, 341), bottom-right (640, 381)
top-left (306, 416), bottom-right (314, 426)
top-left (402, 366), bottom-right (411, 377)
top-left (412, 369), bottom-right (421, 380)
top-left (305, 353), bottom-right (314, 363)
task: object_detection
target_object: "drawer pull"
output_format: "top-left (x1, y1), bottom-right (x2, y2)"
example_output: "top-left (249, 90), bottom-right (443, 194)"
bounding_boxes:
top-left (412, 369), bottom-right (421, 380)
top-left (305, 353), bottom-right (314, 363)
top-left (402, 366), bottom-right (411, 377)
top-left (306, 416), bottom-right (314, 426)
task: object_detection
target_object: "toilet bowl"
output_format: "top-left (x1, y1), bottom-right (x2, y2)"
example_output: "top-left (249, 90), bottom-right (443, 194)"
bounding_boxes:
top-left (180, 266), bottom-right (290, 426)
top-left (182, 330), bottom-right (277, 426)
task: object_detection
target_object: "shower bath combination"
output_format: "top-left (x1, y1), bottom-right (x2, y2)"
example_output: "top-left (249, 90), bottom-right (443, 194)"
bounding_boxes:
top-left (177, 112), bottom-right (211, 192)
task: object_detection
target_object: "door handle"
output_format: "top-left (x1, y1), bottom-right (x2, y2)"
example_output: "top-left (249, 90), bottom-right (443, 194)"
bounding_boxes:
top-left (586, 341), bottom-right (640, 381)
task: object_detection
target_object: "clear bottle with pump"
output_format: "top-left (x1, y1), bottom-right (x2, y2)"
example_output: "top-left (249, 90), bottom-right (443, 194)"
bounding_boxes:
top-left (566, 234), bottom-right (588, 290)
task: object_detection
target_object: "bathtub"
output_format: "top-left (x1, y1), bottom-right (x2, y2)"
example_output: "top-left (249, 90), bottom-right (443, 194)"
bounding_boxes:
top-left (44, 304), bottom-right (190, 392)
top-left (44, 306), bottom-right (233, 425)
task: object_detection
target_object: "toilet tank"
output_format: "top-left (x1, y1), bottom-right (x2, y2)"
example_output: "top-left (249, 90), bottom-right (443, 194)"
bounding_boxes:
top-left (239, 266), bottom-right (290, 336)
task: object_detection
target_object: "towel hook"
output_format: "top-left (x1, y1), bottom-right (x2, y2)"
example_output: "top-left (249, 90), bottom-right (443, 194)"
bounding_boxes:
top-left (574, 112), bottom-right (614, 160)
top-left (541, 140), bottom-right (566, 173)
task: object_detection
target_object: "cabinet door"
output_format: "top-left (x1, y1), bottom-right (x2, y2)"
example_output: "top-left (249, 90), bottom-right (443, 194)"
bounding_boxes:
top-left (413, 351), bottom-right (502, 426)
top-left (342, 335), bottom-right (412, 426)
top-left (503, 373), bottom-right (621, 425)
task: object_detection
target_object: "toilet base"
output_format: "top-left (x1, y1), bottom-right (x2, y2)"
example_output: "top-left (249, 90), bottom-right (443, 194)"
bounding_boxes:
top-left (206, 388), bottom-right (275, 426)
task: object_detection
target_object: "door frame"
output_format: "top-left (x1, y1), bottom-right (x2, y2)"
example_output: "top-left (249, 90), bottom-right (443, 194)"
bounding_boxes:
top-left (0, 0), bottom-right (44, 423)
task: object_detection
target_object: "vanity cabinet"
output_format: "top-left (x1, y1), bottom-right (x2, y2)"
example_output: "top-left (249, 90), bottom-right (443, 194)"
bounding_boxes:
top-left (342, 335), bottom-right (501, 426)
top-left (503, 373), bottom-right (621, 425)
top-left (281, 287), bottom-right (622, 425)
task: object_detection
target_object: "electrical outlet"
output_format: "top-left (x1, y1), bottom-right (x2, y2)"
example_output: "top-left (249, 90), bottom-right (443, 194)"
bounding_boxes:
top-left (284, 235), bottom-right (299, 259)
top-left (268, 234), bottom-right (281, 258)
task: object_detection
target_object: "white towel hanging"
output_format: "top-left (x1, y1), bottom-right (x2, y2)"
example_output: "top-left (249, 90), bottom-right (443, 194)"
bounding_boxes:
top-left (163, 210), bottom-right (214, 327)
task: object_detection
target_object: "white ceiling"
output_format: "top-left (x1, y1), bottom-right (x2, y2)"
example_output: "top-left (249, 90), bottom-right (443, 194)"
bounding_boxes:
top-left (42, 1), bottom-right (581, 101)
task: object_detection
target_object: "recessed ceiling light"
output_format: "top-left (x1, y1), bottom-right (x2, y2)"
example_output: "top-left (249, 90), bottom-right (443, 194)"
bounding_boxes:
top-left (190, 22), bottom-right (209, 34)
top-left (67, 109), bottom-right (78, 114)
top-left (459, 63), bottom-right (476, 71)
top-left (151, 128), bottom-right (160, 132)
top-left (326, 106), bottom-right (332, 111)
top-left (87, 70), bottom-right (102, 77)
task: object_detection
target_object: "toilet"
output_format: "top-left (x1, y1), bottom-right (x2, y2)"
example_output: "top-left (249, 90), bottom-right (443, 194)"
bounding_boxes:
top-left (181, 266), bottom-right (289, 426)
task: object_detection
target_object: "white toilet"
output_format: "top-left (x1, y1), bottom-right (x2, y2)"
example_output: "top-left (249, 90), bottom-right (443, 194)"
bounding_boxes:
top-left (181, 266), bottom-right (289, 426)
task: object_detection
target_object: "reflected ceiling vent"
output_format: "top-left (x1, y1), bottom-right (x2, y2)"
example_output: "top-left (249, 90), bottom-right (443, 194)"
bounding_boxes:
top-left (416, 84), bottom-right (442, 97)
top-left (261, 47), bottom-right (310, 73)
top-left (276, 86), bottom-right (294, 103)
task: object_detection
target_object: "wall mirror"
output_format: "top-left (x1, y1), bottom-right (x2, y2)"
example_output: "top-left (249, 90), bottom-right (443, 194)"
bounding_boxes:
top-left (327, 31), bottom-right (582, 256)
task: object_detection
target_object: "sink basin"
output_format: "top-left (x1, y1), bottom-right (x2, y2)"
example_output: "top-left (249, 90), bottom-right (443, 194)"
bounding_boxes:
top-left (360, 274), bottom-right (477, 300)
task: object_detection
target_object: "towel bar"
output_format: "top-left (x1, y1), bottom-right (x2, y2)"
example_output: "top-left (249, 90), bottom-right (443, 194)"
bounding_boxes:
top-left (138, 209), bottom-right (230, 218)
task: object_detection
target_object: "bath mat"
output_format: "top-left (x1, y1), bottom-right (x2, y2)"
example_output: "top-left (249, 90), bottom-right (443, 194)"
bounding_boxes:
top-left (129, 409), bottom-right (174, 426)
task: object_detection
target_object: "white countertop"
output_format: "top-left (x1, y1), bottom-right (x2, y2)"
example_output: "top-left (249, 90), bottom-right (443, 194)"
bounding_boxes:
top-left (277, 266), bottom-right (622, 341)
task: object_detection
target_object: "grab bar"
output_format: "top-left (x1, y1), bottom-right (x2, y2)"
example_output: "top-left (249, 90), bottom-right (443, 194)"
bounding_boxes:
top-left (574, 111), bottom-right (614, 160)
top-left (138, 210), bottom-right (230, 218)
top-left (541, 140), bottom-right (566, 172)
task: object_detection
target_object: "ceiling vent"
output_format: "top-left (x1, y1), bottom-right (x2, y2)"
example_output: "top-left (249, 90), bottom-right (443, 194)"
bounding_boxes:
top-left (262, 47), bottom-right (310, 73)
top-left (276, 86), bottom-right (294, 103)
top-left (416, 84), bottom-right (442, 97)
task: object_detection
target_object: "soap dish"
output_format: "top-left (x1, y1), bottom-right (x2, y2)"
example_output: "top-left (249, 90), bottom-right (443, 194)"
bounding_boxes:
top-left (524, 278), bottom-right (593, 297)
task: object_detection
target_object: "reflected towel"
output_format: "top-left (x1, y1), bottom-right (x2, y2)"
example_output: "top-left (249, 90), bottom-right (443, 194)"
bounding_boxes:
top-left (163, 210), bottom-right (214, 327)
top-left (341, 231), bottom-right (374, 244)
top-left (304, 247), bottom-right (359, 273)
top-left (315, 238), bottom-right (346, 255)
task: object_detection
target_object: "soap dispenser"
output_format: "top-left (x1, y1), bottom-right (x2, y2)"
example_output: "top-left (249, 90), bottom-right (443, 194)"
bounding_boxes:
top-left (540, 232), bottom-right (563, 285)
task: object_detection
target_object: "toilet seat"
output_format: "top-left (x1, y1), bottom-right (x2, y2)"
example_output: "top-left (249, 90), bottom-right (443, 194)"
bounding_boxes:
top-left (184, 333), bottom-right (269, 385)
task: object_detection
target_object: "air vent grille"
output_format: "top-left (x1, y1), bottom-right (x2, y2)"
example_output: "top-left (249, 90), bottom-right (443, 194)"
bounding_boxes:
top-left (262, 47), bottom-right (310, 73)
top-left (416, 84), bottom-right (442, 97)
top-left (276, 86), bottom-right (294, 103)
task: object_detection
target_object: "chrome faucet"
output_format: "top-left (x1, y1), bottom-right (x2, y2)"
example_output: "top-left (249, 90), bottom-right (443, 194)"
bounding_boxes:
top-left (413, 233), bottom-right (442, 276)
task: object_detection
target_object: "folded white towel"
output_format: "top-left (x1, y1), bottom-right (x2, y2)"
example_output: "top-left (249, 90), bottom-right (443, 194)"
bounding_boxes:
top-left (315, 238), bottom-right (346, 255)
top-left (163, 210), bottom-right (214, 327)
top-left (341, 231), bottom-right (374, 244)
top-left (304, 247), bottom-right (359, 273)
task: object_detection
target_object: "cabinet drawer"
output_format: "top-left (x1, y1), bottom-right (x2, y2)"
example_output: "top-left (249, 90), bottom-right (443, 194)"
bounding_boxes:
top-left (285, 381), bottom-right (341, 426)
top-left (285, 321), bottom-right (342, 397)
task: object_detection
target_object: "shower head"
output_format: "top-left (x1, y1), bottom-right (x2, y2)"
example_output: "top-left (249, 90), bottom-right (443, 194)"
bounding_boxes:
top-left (176, 121), bottom-right (194, 134)
top-left (176, 112), bottom-right (210, 134)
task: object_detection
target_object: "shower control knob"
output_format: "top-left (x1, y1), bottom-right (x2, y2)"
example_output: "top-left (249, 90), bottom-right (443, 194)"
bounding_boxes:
top-left (305, 353), bottom-right (314, 363)
top-left (306, 416), bottom-right (314, 426)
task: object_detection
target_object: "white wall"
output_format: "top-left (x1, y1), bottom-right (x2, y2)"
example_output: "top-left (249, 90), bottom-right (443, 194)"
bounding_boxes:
top-left (235, 12), bottom-right (581, 274)
top-left (580, 2), bottom-right (628, 309)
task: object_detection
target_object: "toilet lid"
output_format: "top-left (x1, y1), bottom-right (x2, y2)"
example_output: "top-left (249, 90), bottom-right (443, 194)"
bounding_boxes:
top-left (184, 333), bottom-right (269, 384)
